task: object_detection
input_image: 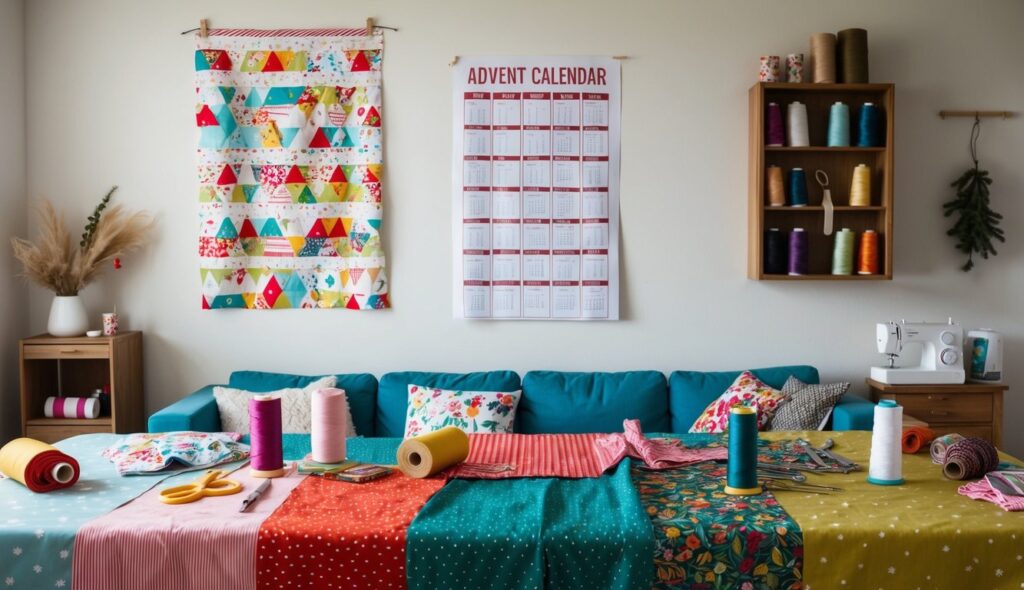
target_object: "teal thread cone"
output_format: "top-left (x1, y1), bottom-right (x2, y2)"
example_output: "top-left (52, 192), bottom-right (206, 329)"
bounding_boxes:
top-left (725, 406), bottom-right (762, 495)
top-left (831, 228), bottom-right (855, 275)
top-left (857, 102), bottom-right (882, 147)
top-left (788, 168), bottom-right (808, 207)
top-left (827, 102), bottom-right (850, 147)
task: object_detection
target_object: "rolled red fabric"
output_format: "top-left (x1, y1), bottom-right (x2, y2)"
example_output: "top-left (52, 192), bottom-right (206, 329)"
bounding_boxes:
top-left (901, 426), bottom-right (936, 454)
top-left (0, 437), bottom-right (81, 492)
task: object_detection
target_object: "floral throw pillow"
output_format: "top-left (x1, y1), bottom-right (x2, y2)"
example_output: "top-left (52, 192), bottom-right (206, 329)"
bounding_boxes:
top-left (404, 385), bottom-right (522, 438)
top-left (689, 371), bottom-right (787, 433)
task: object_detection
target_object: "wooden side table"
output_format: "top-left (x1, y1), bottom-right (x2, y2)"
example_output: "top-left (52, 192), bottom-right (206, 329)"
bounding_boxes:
top-left (20, 332), bottom-right (143, 443)
top-left (867, 378), bottom-right (1008, 447)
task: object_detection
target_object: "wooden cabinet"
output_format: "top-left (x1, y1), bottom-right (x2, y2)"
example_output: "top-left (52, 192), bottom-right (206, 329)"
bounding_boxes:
top-left (20, 332), bottom-right (144, 443)
top-left (867, 378), bottom-right (1007, 447)
top-left (748, 83), bottom-right (895, 280)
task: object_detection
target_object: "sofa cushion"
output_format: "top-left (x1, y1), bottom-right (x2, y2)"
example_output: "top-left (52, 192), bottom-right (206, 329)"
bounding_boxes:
top-left (669, 365), bottom-right (819, 433)
top-left (376, 371), bottom-right (521, 438)
top-left (228, 371), bottom-right (378, 437)
top-left (518, 371), bottom-right (670, 434)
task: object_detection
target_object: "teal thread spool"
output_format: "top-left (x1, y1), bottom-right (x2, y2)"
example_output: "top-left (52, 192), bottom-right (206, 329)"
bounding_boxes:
top-left (725, 406), bottom-right (762, 495)
top-left (788, 168), bottom-right (808, 207)
top-left (827, 102), bottom-right (850, 147)
top-left (857, 102), bottom-right (882, 147)
top-left (831, 228), bottom-right (855, 275)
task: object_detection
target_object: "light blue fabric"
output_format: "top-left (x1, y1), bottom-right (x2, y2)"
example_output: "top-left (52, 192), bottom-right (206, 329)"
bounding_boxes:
top-left (376, 371), bottom-right (521, 437)
top-left (146, 384), bottom-right (222, 433)
top-left (518, 371), bottom-right (670, 434)
top-left (831, 394), bottom-right (876, 430)
top-left (228, 371), bottom-right (379, 437)
top-left (0, 434), bottom-right (203, 589)
top-left (668, 365), bottom-right (820, 433)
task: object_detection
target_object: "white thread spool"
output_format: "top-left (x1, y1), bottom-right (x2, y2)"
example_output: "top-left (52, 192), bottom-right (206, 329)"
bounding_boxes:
top-left (867, 400), bottom-right (904, 485)
top-left (311, 388), bottom-right (348, 464)
top-left (787, 102), bottom-right (810, 147)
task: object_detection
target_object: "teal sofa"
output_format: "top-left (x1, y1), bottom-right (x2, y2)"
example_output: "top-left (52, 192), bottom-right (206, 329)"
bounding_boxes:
top-left (147, 366), bottom-right (875, 435)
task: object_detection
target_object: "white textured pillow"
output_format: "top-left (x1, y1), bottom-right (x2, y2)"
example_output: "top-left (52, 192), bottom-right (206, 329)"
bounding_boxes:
top-left (213, 376), bottom-right (356, 435)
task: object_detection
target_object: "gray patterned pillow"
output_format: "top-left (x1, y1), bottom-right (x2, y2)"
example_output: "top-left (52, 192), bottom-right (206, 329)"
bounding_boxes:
top-left (769, 376), bottom-right (850, 431)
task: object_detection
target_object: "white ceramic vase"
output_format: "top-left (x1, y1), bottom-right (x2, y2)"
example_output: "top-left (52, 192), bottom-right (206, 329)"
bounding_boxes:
top-left (47, 295), bottom-right (89, 337)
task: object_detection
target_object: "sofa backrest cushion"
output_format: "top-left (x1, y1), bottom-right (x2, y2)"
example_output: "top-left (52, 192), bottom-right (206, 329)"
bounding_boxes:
top-left (668, 365), bottom-right (819, 433)
top-left (376, 371), bottom-right (522, 438)
top-left (228, 371), bottom-right (378, 437)
top-left (518, 371), bottom-right (670, 434)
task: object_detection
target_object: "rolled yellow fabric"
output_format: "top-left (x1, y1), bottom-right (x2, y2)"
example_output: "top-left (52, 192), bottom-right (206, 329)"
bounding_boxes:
top-left (397, 427), bottom-right (469, 478)
top-left (0, 437), bottom-right (80, 492)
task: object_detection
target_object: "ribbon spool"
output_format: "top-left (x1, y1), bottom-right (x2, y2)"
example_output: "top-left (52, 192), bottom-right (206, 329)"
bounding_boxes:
top-left (250, 395), bottom-right (286, 478)
top-left (0, 438), bottom-right (80, 493)
top-left (857, 102), bottom-right (882, 147)
top-left (786, 102), bottom-right (810, 147)
top-left (942, 437), bottom-right (999, 480)
top-left (397, 426), bottom-right (469, 478)
top-left (901, 426), bottom-right (936, 454)
top-left (837, 28), bottom-right (869, 83)
top-left (759, 55), bottom-right (781, 82)
top-left (827, 102), bottom-right (850, 147)
top-left (831, 228), bottom-right (855, 275)
top-left (725, 406), bottom-right (762, 496)
top-left (766, 165), bottom-right (785, 206)
top-left (809, 33), bottom-right (837, 83)
top-left (788, 168), bottom-right (808, 206)
top-left (930, 433), bottom-right (964, 464)
top-left (849, 164), bottom-right (872, 206)
top-left (311, 388), bottom-right (348, 464)
top-left (788, 228), bottom-right (809, 276)
top-left (857, 230), bottom-right (880, 275)
top-left (766, 103), bottom-right (785, 147)
top-left (868, 400), bottom-right (904, 486)
top-left (44, 396), bottom-right (100, 419)
top-left (764, 228), bottom-right (788, 274)
top-left (785, 53), bottom-right (803, 83)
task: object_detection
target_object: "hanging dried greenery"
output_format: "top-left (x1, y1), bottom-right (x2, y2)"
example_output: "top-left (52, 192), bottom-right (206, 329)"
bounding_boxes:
top-left (943, 117), bottom-right (1004, 271)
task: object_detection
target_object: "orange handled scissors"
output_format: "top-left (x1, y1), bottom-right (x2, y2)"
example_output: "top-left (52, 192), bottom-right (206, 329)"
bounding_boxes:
top-left (159, 469), bottom-right (243, 505)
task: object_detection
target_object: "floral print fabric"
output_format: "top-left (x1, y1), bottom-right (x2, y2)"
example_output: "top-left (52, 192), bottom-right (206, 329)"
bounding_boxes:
top-left (404, 385), bottom-right (521, 437)
top-left (689, 371), bottom-right (786, 433)
top-left (102, 431), bottom-right (249, 475)
top-left (633, 436), bottom-right (804, 590)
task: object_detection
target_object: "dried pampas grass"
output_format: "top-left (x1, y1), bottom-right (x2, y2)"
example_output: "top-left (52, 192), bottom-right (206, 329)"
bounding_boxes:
top-left (11, 188), bottom-right (153, 296)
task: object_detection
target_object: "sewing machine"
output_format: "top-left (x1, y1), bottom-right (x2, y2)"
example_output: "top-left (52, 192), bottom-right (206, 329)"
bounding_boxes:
top-left (870, 319), bottom-right (966, 384)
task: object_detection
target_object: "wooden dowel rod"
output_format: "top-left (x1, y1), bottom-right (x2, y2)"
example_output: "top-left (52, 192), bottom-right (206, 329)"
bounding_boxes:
top-left (938, 110), bottom-right (1013, 119)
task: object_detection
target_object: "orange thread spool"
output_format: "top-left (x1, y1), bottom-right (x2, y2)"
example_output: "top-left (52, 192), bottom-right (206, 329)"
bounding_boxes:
top-left (857, 230), bottom-right (880, 274)
top-left (766, 166), bottom-right (785, 206)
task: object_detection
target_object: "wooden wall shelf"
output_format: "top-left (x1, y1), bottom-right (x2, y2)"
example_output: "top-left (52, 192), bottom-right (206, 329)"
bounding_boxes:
top-left (748, 82), bottom-right (895, 280)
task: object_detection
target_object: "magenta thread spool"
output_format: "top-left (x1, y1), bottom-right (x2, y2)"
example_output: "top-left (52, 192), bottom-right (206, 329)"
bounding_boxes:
top-left (766, 103), bottom-right (785, 147)
top-left (250, 395), bottom-right (286, 478)
top-left (788, 228), bottom-right (809, 276)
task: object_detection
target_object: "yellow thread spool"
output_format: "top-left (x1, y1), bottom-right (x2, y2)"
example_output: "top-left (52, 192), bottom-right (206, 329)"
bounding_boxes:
top-left (849, 164), bottom-right (872, 206)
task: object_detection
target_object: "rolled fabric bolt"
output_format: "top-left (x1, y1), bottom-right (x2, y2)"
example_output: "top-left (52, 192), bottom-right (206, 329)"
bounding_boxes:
top-left (397, 426), bottom-right (470, 478)
top-left (931, 433), bottom-right (965, 464)
top-left (0, 438), bottom-right (80, 493)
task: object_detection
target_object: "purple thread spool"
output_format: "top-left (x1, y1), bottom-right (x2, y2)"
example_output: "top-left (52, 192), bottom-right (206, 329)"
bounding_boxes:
top-left (788, 228), bottom-right (809, 275)
top-left (249, 395), bottom-right (286, 478)
top-left (766, 103), bottom-right (785, 147)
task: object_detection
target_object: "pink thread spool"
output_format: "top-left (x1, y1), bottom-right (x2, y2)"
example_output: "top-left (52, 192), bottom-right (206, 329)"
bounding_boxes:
top-left (250, 395), bottom-right (286, 478)
top-left (311, 388), bottom-right (348, 464)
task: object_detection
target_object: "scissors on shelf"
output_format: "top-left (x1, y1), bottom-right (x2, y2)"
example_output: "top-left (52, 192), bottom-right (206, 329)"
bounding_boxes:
top-left (159, 469), bottom-right (244, 505)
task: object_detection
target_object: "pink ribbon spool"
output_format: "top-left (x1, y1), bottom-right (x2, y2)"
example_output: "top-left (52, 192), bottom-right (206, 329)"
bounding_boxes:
top-left (311, 388), bottom-right (348, 464)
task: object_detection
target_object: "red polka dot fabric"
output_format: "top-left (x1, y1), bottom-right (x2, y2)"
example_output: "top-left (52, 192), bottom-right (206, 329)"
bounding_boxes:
top-left (256, 473), bottom-right (445, 590)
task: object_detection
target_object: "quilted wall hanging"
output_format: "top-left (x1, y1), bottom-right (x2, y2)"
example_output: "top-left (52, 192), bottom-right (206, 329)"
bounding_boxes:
top-left (195, 28), bottom-right (389, 310)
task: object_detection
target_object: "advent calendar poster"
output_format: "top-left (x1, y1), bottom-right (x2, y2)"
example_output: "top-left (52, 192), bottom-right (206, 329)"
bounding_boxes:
top-left (452, 57), bottom-right (621, 320)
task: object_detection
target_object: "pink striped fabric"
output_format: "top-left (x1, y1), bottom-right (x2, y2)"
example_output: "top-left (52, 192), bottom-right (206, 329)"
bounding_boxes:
top-left (208, 28), bottom-right (369, 38)
top-left (959, 476), bottom-right (1024, 511)
top-left (448, 433), bottom-right (607, 479)
top-left (72, 467), bottom-right (304, 590)
top-left (593, 420), bottom-right (727, 472)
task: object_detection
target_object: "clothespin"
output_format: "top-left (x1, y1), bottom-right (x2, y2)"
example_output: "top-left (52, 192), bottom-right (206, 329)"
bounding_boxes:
top-left (366, 17), bottom-right (375, 36)
top-left (199, 19), bottom-right (209, 38)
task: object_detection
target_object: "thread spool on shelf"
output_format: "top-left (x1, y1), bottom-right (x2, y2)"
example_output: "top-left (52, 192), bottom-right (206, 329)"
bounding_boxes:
top-left (766, 103), bottom-right (785, 147)
top-left (837, 28), bottom-right (869, 83)
top-left (788, 168), bottom-right (808, 207)
top-left (724, 406), bottom-right (762, 496)
top-left (788, 228), bottom-right (809, 276)
top-left (857, 102), bottom-right (882, 147)
top-left (249, 395), bottom-right (286, 478)
top-left (764, 228), bottom-right (788, 274)
top-left (868, 399), bottom-right (904, 486)
top-left (809, 32), bottom-right (837, 83)
top-left (766, 166), bottom-right (786, 207)
top-left (786, 102), bottom-right (810, 147)
top-left (857, 229), bottom-right (880, 275)
top-left (831, 228), bottom-right (855, 275)
top-left (827, 102), bottom-right (850, 147)
top-left (849, 164), bottom-right (872, 206)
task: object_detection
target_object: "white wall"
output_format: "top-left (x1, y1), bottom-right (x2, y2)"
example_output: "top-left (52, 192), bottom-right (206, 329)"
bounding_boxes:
top-left (0, 0), bottom-right (26, 443)
top-left (22, 0), bottom-right (1024, 451)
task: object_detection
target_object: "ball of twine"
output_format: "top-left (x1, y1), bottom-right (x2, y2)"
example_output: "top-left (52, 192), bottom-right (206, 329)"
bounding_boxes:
top-left (942, 437), bottom-right (999, 480)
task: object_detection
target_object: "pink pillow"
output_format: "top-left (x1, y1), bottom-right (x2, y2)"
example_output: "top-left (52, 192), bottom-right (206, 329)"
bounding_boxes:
top-left (688, 371), bottom-right (786, 433)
